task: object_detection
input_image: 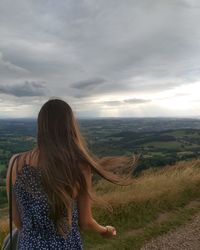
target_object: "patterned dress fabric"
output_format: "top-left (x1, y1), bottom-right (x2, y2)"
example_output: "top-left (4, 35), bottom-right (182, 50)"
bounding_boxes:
top-left (13, 163), bottom-right (84, 249)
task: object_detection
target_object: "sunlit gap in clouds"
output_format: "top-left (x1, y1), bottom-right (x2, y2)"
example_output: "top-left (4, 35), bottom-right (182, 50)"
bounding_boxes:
top-left (72, 81), bottom-right (200, 118)
top-left (153, 81), bottom-right (200, 117)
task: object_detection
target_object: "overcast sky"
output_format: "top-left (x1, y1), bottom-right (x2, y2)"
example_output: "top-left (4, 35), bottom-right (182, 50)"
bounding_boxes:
top-left (0, 0), bottom-right (200, 118)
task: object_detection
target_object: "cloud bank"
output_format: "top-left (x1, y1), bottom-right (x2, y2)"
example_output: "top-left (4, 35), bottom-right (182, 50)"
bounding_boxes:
top-left (0, 0), bottom-right (200, 117)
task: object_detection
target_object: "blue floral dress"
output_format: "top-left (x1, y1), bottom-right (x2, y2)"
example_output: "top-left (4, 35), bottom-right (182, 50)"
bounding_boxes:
top-left (13, 163), bottom-right (84, 249)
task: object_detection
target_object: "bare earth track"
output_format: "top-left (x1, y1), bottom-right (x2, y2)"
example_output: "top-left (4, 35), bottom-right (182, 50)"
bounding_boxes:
top-left (141, 212), bottom-right (200, 250)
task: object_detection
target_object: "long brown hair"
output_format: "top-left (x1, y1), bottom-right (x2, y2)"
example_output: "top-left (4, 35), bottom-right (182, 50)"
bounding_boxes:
top-left (33, 98), bottom-right (138, 237)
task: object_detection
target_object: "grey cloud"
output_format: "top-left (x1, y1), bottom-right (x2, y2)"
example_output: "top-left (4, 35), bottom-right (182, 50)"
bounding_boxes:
top-left (123, 98), bottom-right (151, 104)
top-left (103, 101), bottom-right (122, 106)
top-left (0, 0), bottom-right (199, 117)
top-left (0, 52), bottom-right (29, 74)
top-left (71, 78), bottom-right (106, 89)
top-left (1, 0), bottom-right (200, 89)
top-left (0, 81), bottom-right (48, 97)
top-left (100, 98), bottom-right (151, 106)
top-left (173, 93), bottom-right (190, 97)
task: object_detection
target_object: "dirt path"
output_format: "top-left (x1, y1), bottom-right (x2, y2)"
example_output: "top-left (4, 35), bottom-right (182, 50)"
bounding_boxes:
top-left (140, 212), bottom-right (200, 250)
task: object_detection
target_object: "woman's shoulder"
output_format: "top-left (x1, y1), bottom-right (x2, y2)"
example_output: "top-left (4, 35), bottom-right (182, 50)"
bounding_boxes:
top-left (8, 152), bottom-right (24, 171)
top-left (10, 149), bottom-right (35, 161)
top-left (6, 152), bottom-right (26, 186)
top-left (8, 148), bottom-right (39, 173)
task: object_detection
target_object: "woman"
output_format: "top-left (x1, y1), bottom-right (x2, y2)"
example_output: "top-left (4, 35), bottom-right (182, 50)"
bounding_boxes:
top-left (6, 98), bottom-right (137, 249)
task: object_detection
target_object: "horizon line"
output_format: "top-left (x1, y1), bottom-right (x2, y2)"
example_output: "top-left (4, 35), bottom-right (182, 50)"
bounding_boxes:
top-left (0, 116), bottom-right (200, 120)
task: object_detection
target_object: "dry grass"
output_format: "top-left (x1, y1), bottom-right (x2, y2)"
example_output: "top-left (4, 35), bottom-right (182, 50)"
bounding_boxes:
top-left (82, 160), bottom-right (200, 249)
top-left (1, 159), bottom-right (200, 249)
top-left (92, 160), bottom-right (200, 207)
top-left (0, 217), bottom-right (9, 247)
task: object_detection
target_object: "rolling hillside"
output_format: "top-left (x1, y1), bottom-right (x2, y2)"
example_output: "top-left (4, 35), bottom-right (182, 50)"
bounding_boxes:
top-left (1, 159), bottom-right (200, 249)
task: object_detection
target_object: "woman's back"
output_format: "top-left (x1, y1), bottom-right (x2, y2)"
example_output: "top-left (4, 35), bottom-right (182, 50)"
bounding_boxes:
top-left (7, 98), bottom-right (130, 249)
top-left (12, 151), bottom-right (83, 250)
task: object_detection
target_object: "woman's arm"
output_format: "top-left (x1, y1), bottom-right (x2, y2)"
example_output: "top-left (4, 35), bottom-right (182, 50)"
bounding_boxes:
top-left (77, 165), bottom-right (107, 234)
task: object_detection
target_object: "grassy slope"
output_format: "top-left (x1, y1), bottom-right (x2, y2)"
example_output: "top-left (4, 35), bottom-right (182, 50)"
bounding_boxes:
top-left (81, 159), bottom-right (200, 249)
top-left (1, 160), bottom-right (200, 249)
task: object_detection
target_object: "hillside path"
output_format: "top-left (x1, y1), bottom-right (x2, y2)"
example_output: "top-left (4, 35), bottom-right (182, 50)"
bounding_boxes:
top-left (140, 212), bottom-right (200, 250)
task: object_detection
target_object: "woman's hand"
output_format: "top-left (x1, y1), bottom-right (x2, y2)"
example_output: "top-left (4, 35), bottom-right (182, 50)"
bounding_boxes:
top-left (100, 225), bottom-right (117, 238)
